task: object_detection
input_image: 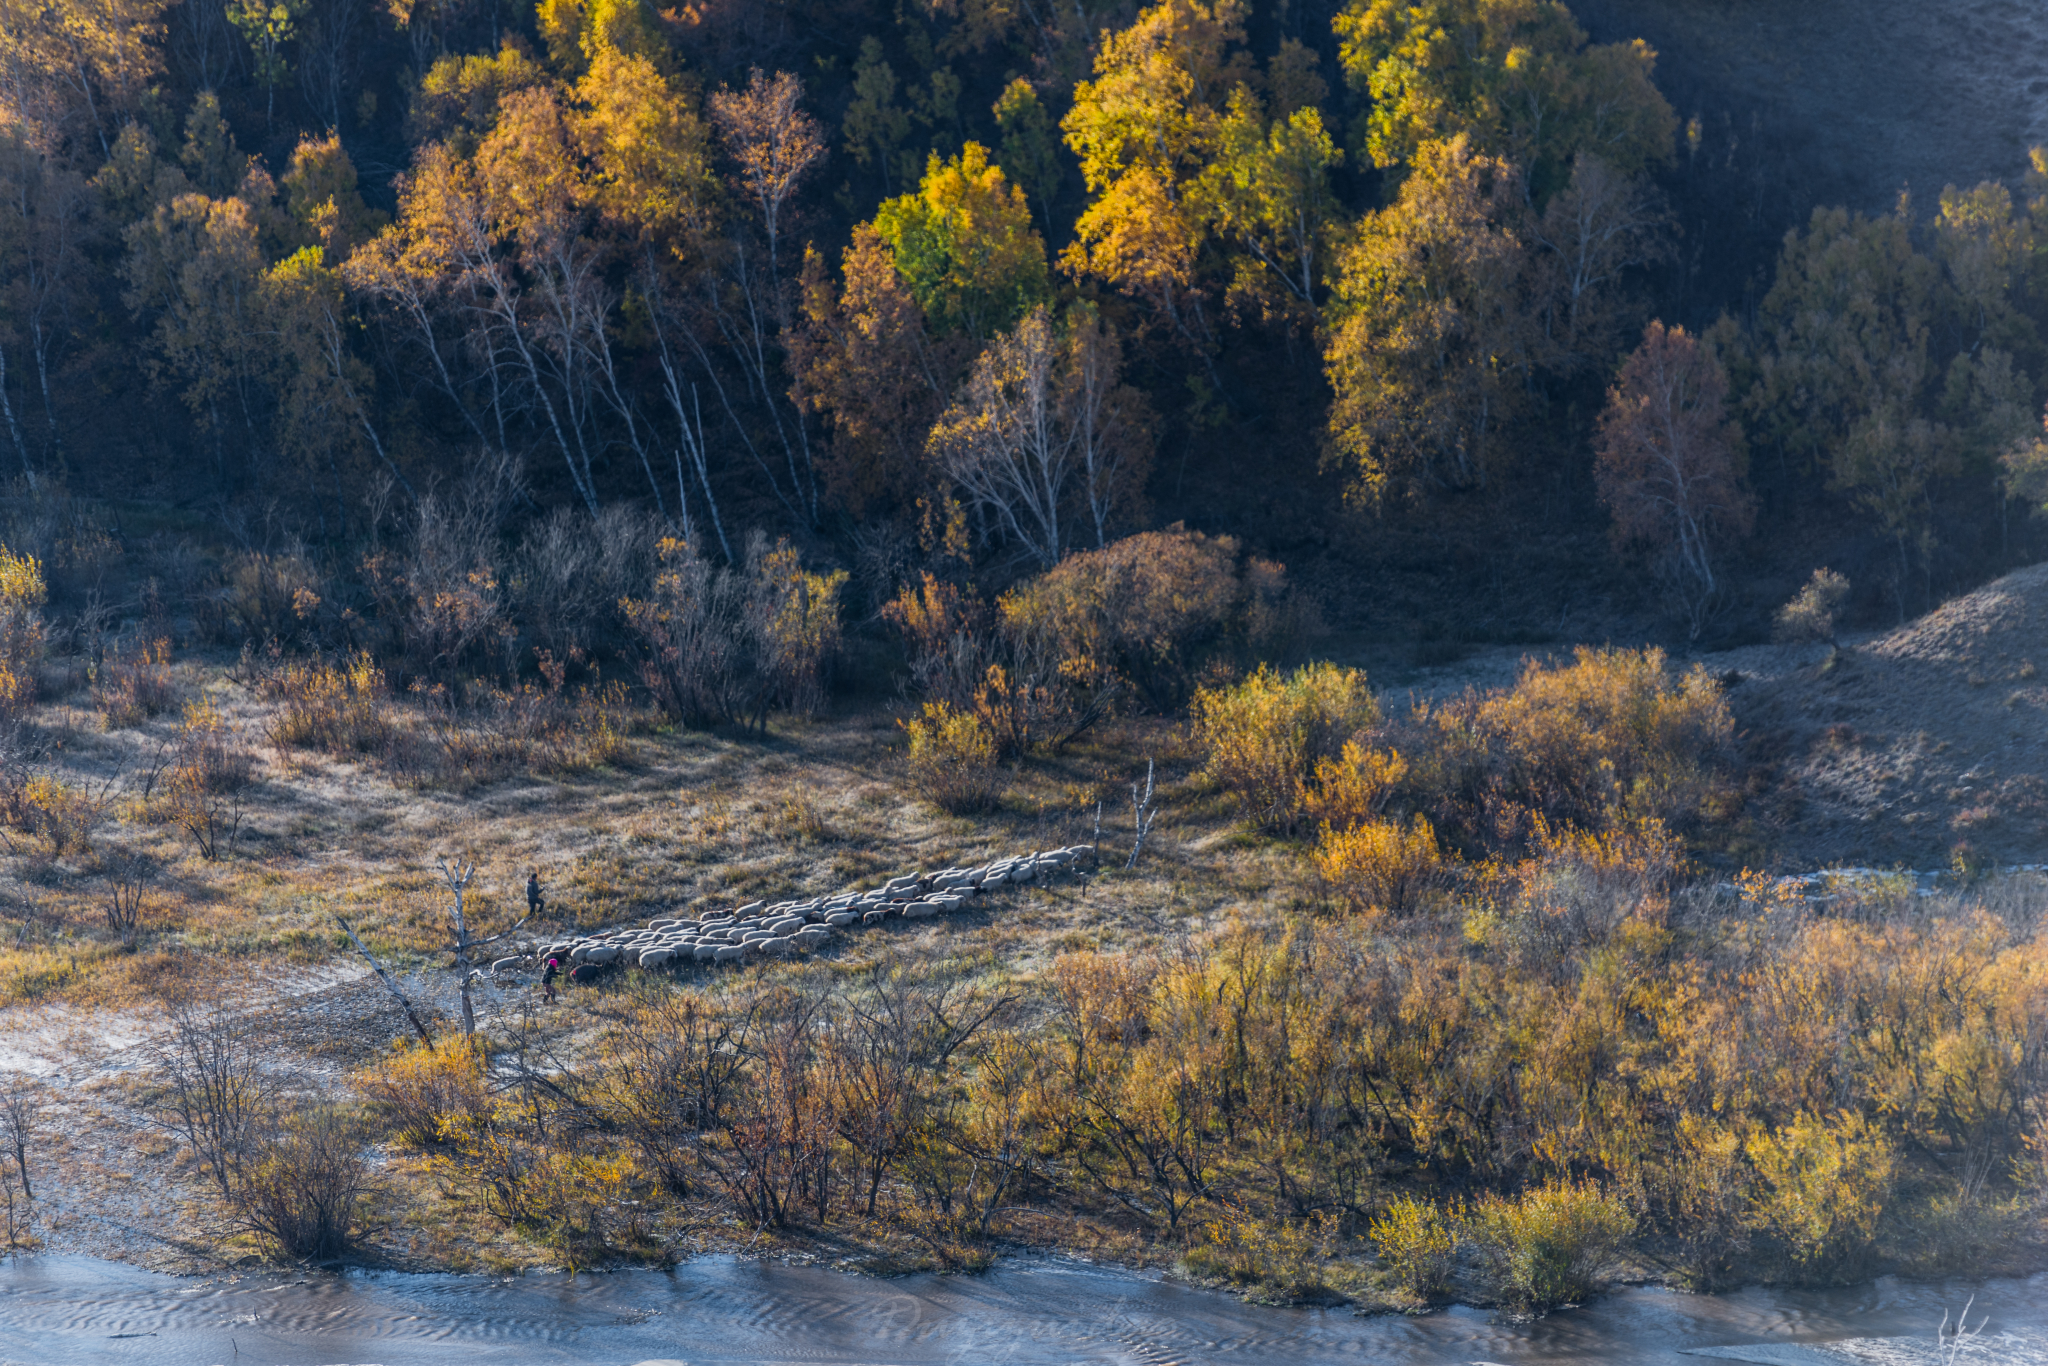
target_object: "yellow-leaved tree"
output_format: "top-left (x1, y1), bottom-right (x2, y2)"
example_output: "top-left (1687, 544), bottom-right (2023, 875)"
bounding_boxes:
top-left (1060, 0), bottom-right (1250, 344)
top-left (1322, 135), bottom-right (1537, 501)
top-left (872, 142), bottom-right (1049, 340)
top-left (1335, 0), bottom-right (1674, 204)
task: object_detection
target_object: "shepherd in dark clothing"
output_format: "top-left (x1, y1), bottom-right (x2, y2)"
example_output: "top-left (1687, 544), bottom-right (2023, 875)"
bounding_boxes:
top-left (527, 868), bottom-right (546, 919)
top-left (541, 956), bottom-right (560, 1004)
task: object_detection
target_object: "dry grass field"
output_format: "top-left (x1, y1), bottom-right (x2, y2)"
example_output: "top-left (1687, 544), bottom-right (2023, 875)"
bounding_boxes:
top-left (0, 656), bottom-right (1289, 1275)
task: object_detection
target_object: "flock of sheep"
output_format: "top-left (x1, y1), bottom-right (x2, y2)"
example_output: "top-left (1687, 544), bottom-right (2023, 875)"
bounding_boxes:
top-left (493, 846), bottom-right (1099, 983)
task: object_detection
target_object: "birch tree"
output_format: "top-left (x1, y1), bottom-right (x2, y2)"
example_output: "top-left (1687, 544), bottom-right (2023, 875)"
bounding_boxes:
top-left (929, 305), bottom-right (1153, 565)
top-left (1594, 321), bottom-right (1753, 636)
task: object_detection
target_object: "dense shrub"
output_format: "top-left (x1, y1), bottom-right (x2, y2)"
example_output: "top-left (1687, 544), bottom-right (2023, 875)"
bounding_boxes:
top-left (882, 572), bottom-right (989, 711)
top-left (213, 548), bottom-right (331, 646)
top-left (94, 636), bottom-right (177, 729)
top-left (1745, 1109), bottom-right (1896, 1279)
top-left (996, 525), bottom-right (1309, 711)
top-left (511, 505), bottom-right (657, 661)
top-left (1408, 646), bottom-right (1733, 850)
top-left (1186, 1209), bottom-right (1339, 1300)
top-left (885, 529), bottom-right (1315, 758)
top-left (1464, 817), bottom-right (1681, 963)
top-left (1191, 662), bottom-right (1378, 832)
top-left (1301, 740), bottom-right (1408, 831)
top-left (258, 649), bottom-right (397, 757)
top-left (1774, 568), bottom-right (1851, 644)
top-left (361, 1038), bottom-right (493, 1149)
top-left (883, 571), bottom-right (1119, 759)
top-left (1463, 1180), bottom-right (1635, 1312)
top-left (330, 867), bottom-right (2048, 1292)
top-left (1369, 1195), bottom-right (1457, 1299)
top-left (376, 491), bottom-right (510, 678)
top-left (1313, 815), bottom-right (1442, 915)
top-left (901, 700), bottom-right (1005, 813)
top-left (0, 770), bottom-right (104, 854)
top-left (0, 547), bottom-right (44, 725)
top-left (236, 1105), bottom-right (374, 1260)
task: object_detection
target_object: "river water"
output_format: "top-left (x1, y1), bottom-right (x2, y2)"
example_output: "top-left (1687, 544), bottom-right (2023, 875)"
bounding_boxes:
top-left (1, 1254), bottom-right (2044, 1366)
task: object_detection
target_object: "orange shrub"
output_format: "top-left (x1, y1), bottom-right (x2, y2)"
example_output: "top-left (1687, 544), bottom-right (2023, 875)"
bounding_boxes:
top-left (1313, 814), bottom-right (1441, 915)
top-left (360, 1038), bottom-right (492, 1149)
top-left (1409, 646), bottom-right (1733, 849)
top-left (261, 651), bottom-right (397, 756)
top-left (1191, 662), bottom-right (1377, 832)
top-left (997, 525), bottom-right (1304, 710)
top-left (901, 699), bottom-right (1006, 813)
top-left (1302, 740), bottom-right (1408, 831)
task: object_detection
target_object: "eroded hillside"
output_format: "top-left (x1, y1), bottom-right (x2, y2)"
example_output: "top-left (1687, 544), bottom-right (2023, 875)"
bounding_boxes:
top-left (1738, 563), bottom-right (2048, 867)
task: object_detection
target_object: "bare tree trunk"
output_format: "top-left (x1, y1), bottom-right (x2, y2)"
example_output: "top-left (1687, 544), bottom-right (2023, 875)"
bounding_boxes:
top-left (334, 914), bottom-right (436, 1047)
top-left (438, 857), bottom-right (528, 1038)
top-left (646, 277), bottom-right (732, 558)
top-left (0, 343), bottom-right (34, 492)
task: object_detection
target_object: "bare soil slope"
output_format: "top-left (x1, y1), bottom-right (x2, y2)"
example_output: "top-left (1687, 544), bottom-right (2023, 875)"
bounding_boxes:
top-left (1738, 562), bottom-right (2048, 867)
top-left (1573, 0), bottom-right (2048, 217)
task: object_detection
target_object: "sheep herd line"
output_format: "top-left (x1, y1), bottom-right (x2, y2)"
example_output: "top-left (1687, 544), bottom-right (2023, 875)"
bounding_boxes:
top-left (490, 846), bottom-right (1102, 984)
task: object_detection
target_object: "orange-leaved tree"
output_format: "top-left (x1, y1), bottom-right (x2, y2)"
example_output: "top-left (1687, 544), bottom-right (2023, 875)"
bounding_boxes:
top-left (789, 225), bottom-right (971, 519)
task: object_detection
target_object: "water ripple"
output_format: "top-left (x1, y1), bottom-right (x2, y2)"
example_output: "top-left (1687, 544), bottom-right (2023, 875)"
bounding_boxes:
top-left (0, 1256), bottom-right (2042, 1366)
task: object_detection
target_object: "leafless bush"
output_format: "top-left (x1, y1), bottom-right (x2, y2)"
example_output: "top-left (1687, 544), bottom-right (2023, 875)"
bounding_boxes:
top-left (153, 700), bottom-right (252, 860)
top-left (150, 1006), bottom-right (369, 1259)
top-left (1, 1078), bottom-right (34, 1201)
top-left (151, 1007), bottom-right (274, 1204)
top-left (372, 451), bottom-right (523, 679)
top-left (0, 492), bottom-right (123, 605)
top-left (597, 988), bottom-right (750, 1200)
top-left (94, 634), bottom-right (178, 728)
top-left (624, 532), bottom-right (847, 732)
top-left (0, 1078), bottom-right (34, 1249)
top-left (102, 854), bottom-right (155, 947)
top-left (699, 986), bottom-right (835, 1228)
top-left (512, 505), bottom-right (657, 661)
top-left (828, 960), bottom-right (1004, 1219)
top-left (403, 664), bottom-right (629, 790)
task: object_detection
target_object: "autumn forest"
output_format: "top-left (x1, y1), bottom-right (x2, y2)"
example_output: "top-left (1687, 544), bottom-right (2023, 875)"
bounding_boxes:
top-left (2, 0), bottom-right (2046, 631)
